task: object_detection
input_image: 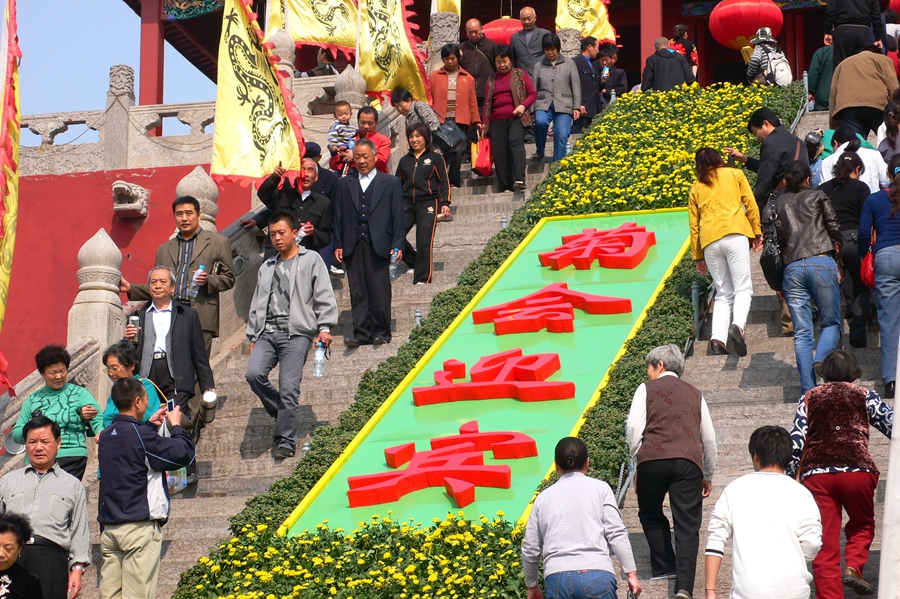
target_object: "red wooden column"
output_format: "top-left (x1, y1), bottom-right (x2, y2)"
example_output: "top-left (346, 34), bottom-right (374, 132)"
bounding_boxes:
top-left (640, 0), bottom-right (663, 73)
top-left (140, 0), bottom-right (164, 136)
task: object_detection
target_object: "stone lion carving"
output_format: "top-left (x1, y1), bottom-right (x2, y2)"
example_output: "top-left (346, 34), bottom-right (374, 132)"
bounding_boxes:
top-left (111, 180), bottom-right (149, 219)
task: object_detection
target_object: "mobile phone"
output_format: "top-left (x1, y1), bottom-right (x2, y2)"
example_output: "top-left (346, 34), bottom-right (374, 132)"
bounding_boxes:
top-left (167, 399), bottom-right (176, 412)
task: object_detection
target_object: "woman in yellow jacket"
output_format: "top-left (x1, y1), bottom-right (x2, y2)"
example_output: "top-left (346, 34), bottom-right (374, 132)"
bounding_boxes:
top-left (689, 148), bottom-right (763, 356)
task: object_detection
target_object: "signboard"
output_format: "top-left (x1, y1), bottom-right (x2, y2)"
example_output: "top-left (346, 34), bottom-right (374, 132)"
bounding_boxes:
top-left (281, 209), bottom-right (690, 536)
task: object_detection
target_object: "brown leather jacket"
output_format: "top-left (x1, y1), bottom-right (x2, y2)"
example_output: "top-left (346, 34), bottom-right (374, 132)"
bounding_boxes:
top-left (761, 187), bottom-right (842, 265)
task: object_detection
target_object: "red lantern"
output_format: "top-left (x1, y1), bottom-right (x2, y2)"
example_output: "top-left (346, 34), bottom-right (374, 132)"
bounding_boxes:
top-left (891, 0), bottom-right (900, 13)
top-left (483, 16), bottom-right (522, 46)
top-left (709, 0), bottom-right (783, 51)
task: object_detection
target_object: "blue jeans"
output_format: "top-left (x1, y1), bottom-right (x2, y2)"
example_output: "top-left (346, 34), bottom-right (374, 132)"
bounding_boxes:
top-left (545, 570), bottom-right (617, 599)
top-left (783, 256), bottom-right (842, 394)
top-left (875, 245), bottom-right (900, 384)
top-left (534, 103), bottom-right (573, 162)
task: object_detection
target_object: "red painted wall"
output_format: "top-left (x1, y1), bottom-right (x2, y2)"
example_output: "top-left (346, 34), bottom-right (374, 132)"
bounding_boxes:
top-left (2, 165), bottom-right (250, 384)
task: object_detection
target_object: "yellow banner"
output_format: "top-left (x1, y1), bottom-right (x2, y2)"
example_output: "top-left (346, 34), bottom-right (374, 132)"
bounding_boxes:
top-left (0, 0), bottom-right (20, 338)
top-left (435, 0), bottom-right (460, 16)
top-left (284, 0), bottom-right (358, 51)
top-left (213, 0), bottom-right (303, 184)
top-left (359, 0), bottom-right (428, 99)
top-left (556, 0), bottom-right (616, 43)
top-left (266, 0), bottom-right (285, 32)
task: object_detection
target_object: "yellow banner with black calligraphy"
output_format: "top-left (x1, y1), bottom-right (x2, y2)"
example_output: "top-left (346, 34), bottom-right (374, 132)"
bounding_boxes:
top-left (212, 0), bottom-right (304, 185)
top-left (282, 0), bottom-right (358, 53)
top-left (359, 0), bottom-right (429, 99)
top-left (555, 0), bottom-right (616, 43)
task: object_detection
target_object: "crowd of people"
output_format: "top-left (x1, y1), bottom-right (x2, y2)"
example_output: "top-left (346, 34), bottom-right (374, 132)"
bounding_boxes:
top-left (524, 345), bottom-right (892, 599)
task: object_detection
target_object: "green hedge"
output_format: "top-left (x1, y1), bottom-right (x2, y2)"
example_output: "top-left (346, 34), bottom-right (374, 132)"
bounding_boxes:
top-left (173, 82), bottom-right (804, 599)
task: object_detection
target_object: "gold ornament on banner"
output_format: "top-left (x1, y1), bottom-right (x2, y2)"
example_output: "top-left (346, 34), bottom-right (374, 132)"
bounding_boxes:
top-left (555, 0), bottom-right (616, 42)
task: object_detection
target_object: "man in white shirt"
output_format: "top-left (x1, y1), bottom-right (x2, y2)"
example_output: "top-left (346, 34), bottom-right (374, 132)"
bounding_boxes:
top-left (819, 126), bottom-right (889, 193)
top-left (626, 344), bottom-right (717, 599)
top-left (705, 425), bottom-right (822, 599)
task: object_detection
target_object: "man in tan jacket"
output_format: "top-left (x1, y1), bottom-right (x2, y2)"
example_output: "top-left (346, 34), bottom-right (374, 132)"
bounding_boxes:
top-left (120, 196), bottom-right (235, 357)
top-left (830, 45), bottom-right (898, 140)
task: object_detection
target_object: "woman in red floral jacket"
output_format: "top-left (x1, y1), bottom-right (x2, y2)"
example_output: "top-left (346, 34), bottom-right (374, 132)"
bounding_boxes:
top-left (670, 24), bottom-right (699, 78)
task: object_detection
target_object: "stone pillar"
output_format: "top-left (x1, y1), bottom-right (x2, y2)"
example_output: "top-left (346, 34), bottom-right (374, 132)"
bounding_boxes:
top-left (334, 65), bottom-right (369, 109)
top-left (559, 28), bottom-right (582, 59)
top-left (67, 229), bottom-right (125, 403)
top-left (269, 28), bottom-right (297, 92)
top-left (428, 13), bottom-right (460, 74)
top-left (103, 65), bottom-right (136, 171)
top-left (177, 166), bottom-right (220, 231)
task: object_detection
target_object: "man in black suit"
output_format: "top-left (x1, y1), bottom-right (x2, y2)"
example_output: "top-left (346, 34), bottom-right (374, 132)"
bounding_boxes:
top-left (573, 36), bottom-right (606, 134)
top-left (252, 157), bottom-right (332, 259)
top-left (332, 139), bottom-right (405, 346)
top-left (599, 45), bottom-right (628, 104)
top-left (125, 266), bottom-right (215, 422)
top-left (510, 6), bottom-right (551, 79)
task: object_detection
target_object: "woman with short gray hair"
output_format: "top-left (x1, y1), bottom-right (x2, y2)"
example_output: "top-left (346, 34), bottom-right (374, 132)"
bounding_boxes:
top-left (626, 345), bottom-right (717, 599)
top-left (532, 32), bottom-right (581, 163)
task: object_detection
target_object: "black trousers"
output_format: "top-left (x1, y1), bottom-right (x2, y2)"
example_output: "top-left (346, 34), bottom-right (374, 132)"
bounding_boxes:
top-left (402, 198), bottom-right (439, 284)
top-left (445, 119), bottom-right (469, 187)
top-left (490, 117), bottom-right (526, 192)
top-left (837, 106), bottom-right (885, 140)
top-left (841, 233), bottom-right (871, 346)
top-left (832, 24), bottom-right (872, 68)
top-left (56, 456), bottom-right (87, 481)
top-left (636, 458), bottom-right (703, 592)
top-left (148, 357), bottom-right (193, 418)
top-left (345, 239), bottom-right (392, 343)
top-left (19, 538), bottom-right (68, 599)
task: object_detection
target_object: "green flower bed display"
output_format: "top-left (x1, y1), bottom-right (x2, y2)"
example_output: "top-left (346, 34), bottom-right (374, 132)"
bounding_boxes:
top-left (174, 82), bottom-right (804, 599)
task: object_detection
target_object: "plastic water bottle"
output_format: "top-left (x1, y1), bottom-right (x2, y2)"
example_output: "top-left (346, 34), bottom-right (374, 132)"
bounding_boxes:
top-left (807, 100), bottom-right (815, 111)
top-left (167, 468), bottom-right (188, 493)
top-left (301, 441), bottom-right (311, 458)
top-left (312, 342), bottom-right (326, 377)
top-left (187, 265), bottom-right (205, 299)
top-left (414, 309), bottom-right (423, 326)
top-left (501, 215), bottom-right (508, 229)
top-left (389, 251), bottom-right (398, 280)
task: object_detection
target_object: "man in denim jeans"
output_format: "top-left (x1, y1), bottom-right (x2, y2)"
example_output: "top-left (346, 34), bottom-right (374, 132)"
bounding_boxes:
top-left (762, 160), bottom-right (843, 395)
top-left (522, 437), bottom-right (642, 599)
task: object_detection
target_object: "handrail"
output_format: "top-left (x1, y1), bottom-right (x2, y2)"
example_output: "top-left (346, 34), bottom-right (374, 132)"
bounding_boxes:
top-left (789, 71), bottom-right (809, 134)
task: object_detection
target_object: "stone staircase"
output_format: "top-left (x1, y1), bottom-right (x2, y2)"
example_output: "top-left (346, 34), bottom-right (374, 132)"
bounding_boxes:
top-left (616, 238), bottom-right (891, 597)
top-left (75, 157), bottom-right (550, 599)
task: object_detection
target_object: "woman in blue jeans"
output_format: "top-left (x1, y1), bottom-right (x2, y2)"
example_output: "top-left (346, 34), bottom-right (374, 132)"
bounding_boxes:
top-left (521, 437), bottom-right (642, 599)
top-left (858, 153), bottom-right (900, 399)
top-left (762, 160), bottom-right (843, 395)
top-left (531, 33), bottom-right (581, 163)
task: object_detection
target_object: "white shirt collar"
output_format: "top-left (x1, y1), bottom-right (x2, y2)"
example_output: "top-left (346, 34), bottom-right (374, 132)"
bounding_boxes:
top-left (658, 371), bottom-right (678, 379)
top-left (148, 301), bottom-right (173, 313)
top-left (358, 170), bottom-right (376, 182)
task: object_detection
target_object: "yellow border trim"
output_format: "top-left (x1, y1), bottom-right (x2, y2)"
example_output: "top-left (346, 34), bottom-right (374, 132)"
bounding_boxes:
top-left (516, 223), bottom-right (691, 528)
top-left (277, 208), bottom-right (689, 535)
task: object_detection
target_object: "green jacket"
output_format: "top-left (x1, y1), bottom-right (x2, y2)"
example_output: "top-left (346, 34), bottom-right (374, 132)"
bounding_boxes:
top-left (13, 383), bottom-right (103, 458)
top-left (808, 46), bottom-right (833, 112)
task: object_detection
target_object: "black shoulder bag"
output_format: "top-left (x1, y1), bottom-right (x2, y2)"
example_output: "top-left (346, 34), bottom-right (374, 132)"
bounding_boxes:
top-left (759, 191), bottom-right (785, 291)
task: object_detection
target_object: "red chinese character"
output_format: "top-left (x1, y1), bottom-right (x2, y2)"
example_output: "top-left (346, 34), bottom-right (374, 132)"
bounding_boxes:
top-left (472, 282), bottom-right (632, 334)
top-left (411, 349), bottom-right (576, 407)
top-left (347, 421), bottom-right (537, 508)
top-left (538, 222), bottom-right (657, 270)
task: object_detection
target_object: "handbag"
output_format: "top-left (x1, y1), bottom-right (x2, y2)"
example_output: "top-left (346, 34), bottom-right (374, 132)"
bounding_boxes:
top-left (861, 246), bottom-right (875, 288)
top-left (433, 119), bottom-right (467, 153)
top-left (759, 191), bottom-right (785, 291)
top-left (474, 134), bottom-right (493, 177)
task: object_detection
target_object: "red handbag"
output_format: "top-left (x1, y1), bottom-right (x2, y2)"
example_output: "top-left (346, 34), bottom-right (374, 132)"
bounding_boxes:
top-left (474, 135), bottom-right (493, 178)
top-left (861, 248), bottom-right (875, 289)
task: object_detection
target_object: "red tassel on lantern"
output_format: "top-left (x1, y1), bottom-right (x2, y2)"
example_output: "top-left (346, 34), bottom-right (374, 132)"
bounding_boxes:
top-left (483, 16), bottom-right (522, 46)
top-left (709, 0), bottom-right (783, 51)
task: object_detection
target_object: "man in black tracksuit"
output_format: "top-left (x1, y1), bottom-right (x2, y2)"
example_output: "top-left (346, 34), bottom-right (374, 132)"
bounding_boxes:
top-left (395, 128), bottom-right (451, 284)
top-left (98, 377), bottom-right (194, 599)
top-left (641, 37), bottom-right (695, 92)
top-left (825, 0), bottom-right (883, 67)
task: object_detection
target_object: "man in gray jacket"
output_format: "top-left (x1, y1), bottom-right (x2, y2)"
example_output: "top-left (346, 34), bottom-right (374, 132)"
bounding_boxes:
top-left (245, 212), bottom-right (338, 459)
top-left (532, 32), bottom-right (581, 162)
top-left (510, 6), bottom-right (550, 78)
